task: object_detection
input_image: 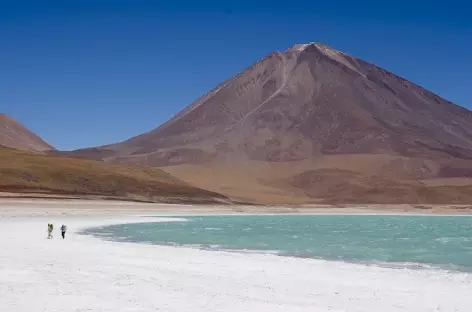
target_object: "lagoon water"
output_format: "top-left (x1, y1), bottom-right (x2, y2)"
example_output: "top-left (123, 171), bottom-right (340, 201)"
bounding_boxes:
top-left (84, 215), bottom-right (472, 272)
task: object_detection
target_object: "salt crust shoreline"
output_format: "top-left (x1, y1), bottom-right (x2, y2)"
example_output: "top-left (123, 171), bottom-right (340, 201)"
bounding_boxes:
top-left (1, 199), bottom-right (471, 312)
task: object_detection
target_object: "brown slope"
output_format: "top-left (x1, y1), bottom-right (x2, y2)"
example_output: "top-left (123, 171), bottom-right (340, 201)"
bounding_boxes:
top-left (0, 147), bottom-right (227, 204)
top-left (68, 42), bottom-right (472, 204)
top-left (0, 114), bottom-right (54, 152)
top-left (162, 156), bottom-right (472, 205)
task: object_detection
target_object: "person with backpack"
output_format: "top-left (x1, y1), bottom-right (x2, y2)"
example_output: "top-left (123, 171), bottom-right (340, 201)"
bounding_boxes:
top-left (47, 223), bottom-right (54, 239)
top-left (61, 224), bottom-right (67, 239)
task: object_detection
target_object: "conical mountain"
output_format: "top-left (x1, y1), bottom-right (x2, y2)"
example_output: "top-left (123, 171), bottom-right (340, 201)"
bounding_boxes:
top-left (0, 113), bottom-right (54, 152)
top-left (71, 43), bottom-right (472, 204)
top-left (88, 42), bottom-right (472, 165)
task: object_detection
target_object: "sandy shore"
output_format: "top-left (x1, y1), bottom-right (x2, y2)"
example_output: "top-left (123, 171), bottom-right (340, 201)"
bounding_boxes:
top-left (1, 197), bottom-right (472, 216)
top-left (1, 199), bottom-right (471, 311)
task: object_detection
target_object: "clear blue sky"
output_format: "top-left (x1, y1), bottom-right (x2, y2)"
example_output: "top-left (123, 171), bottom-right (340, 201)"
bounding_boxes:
top-left (1, 0), bottom-right (471, 150)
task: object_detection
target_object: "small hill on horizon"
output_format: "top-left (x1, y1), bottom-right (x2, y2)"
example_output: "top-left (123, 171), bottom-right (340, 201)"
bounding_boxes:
top-left (0, 113), bottom-right (54, 153)
top-left (64, 42), bottom-right (472, 205)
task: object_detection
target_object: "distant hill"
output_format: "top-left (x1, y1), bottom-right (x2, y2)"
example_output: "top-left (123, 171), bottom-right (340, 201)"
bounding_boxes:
top-left (63, 42), bottom-right (472, 204)
top-left (0, 113), bottom-right (53, 153)
top-left (0, 147), bottom-right (227, 204)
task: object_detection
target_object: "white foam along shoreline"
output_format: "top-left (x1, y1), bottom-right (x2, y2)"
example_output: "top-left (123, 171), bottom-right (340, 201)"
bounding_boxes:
top-left (1, 201), bottom-right (472, 311)
top-left (84, 214), bottom-right (472, 275)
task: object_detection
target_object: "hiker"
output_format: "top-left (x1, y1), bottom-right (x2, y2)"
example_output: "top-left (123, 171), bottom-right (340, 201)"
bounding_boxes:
top-left (47, 223), bottom-right (54, 239)
top-left (61, 224), bottom-right (67, 239)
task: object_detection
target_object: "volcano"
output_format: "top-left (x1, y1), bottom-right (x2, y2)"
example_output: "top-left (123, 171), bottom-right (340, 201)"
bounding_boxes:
top-left (70, 43), bottom-right (472, 204)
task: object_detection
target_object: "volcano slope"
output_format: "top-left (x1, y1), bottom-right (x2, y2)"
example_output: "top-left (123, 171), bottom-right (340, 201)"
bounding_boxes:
top-left (0, 113), bottom-right (53, 153)
top-left (69, 43), bottom-right (472, 204)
